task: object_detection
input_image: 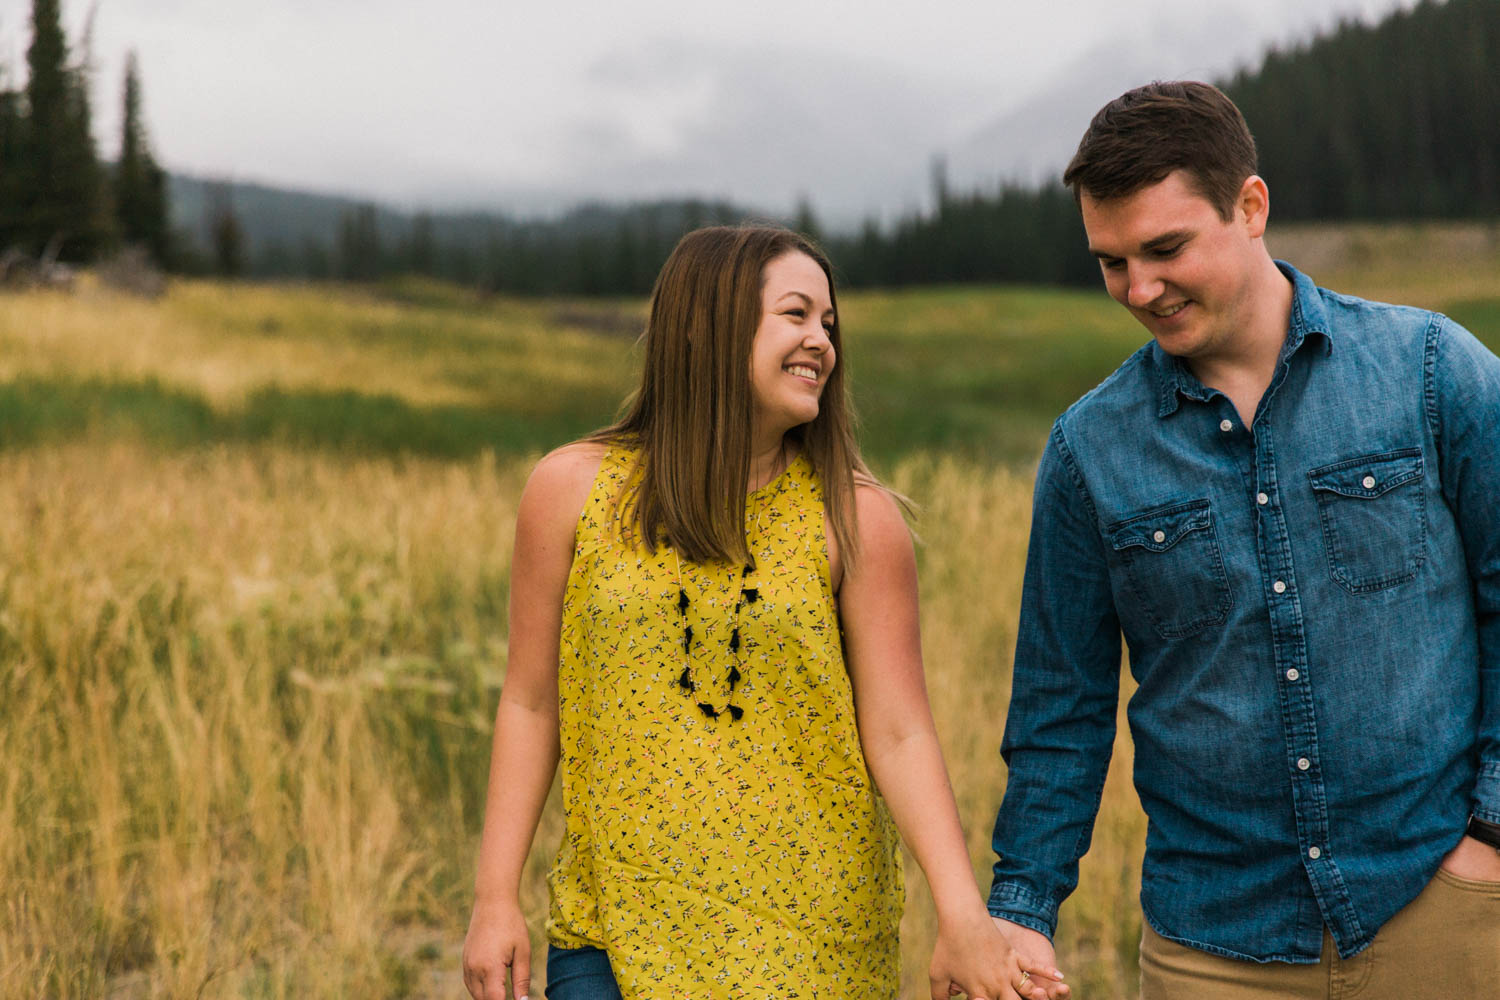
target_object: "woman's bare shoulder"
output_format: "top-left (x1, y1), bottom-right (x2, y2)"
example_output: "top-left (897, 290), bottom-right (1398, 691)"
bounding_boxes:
top-left (519, 441), bottom-right (611, 533)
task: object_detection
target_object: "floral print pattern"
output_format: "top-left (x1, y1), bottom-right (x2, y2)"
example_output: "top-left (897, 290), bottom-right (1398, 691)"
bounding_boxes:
top-left (546, 446), bottom-right (904, 998)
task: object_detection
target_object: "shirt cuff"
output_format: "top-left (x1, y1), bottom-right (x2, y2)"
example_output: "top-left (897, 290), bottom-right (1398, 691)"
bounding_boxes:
top-left (986, 882), bottom-right (1058, 940)
top-left (1474, 761), bottom-right (1500, 824)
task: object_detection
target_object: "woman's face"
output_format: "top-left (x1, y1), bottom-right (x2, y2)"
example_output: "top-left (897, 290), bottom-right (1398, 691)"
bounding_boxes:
top-left (748, 251), bottom-right (836, 443)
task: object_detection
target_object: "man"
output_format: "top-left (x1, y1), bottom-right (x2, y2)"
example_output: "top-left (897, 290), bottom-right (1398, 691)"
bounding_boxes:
top-left (986, 81), bottom-right (1500, 999)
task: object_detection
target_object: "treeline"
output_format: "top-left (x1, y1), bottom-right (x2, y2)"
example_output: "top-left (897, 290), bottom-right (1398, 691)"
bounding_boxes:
top-left (4, 0), bottom-right (1496, 294)
top-left (0, 0), bottom-right (170, 271)
top-left (240, 197), bottom-right (758, 294)
top-left (829, 176), bottom-right (1094, 287)
top-left (1225, 0), bottom-right (1500, 220)
top-left (198, 182), bottom-right (1094, 294)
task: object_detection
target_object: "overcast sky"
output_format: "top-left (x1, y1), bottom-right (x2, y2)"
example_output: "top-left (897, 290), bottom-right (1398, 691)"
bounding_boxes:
top-left (0, 0), bottom-right (1417, 222)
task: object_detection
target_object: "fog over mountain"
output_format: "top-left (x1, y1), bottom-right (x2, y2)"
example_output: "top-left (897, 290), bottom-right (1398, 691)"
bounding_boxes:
top-left (18, 0), bottom-right (1419, 230)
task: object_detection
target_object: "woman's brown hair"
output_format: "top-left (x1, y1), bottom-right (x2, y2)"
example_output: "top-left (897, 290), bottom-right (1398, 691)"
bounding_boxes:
top-left (588, 224), bottom-right (873, 569)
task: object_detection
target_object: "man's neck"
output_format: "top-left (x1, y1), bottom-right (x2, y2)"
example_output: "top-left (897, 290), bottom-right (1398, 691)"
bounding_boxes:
top-left (1188, 254), bottom-right (1295, 427)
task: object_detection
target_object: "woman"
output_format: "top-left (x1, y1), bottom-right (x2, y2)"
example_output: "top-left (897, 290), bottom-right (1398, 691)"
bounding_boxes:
top-left (462, 226), bottom-right (1062, 1000)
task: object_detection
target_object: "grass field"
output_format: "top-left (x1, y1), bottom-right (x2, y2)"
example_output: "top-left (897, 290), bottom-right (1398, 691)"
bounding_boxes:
top-left (3, 224), bottom-right (1499, 999)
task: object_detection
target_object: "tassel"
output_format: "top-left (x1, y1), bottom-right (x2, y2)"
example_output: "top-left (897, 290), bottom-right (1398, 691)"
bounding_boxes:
top-left (678, 666), bottom-right (694, 691)
top-left (741, 587), bottom-right (759, 603)
top-left (698, 703), bottom-right (718, 718)
top-left (677, 589), bottom-right (689, 611)
top-left (727, 705), bottom-right (744, 721)
top-left (682, 625), bottom-right (693, 652)
top-left (728, 628), bottom-right (740, 652)
top-left (727, 664), bottom-right (741, 689)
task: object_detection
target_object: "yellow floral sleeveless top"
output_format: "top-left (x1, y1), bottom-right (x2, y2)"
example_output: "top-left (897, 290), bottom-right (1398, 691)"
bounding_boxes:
top-left (546, 446), bottom-right (904, 998)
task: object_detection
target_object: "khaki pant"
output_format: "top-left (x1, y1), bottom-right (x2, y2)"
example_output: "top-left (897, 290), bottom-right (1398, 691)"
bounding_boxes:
top-left (1140, 870), bottom-right (1500, 999)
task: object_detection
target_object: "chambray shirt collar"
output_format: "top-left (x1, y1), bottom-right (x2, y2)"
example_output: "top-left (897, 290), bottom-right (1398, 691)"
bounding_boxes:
top-left (1150, 260), bottom-right (1334, 418)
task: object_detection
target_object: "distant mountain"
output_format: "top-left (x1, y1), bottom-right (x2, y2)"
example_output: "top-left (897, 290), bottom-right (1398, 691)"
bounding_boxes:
top-left (167, 171), bottom-right (764, 262)
top-left (168, 174), bottom-right (412, 257)
top-left (939, 1), bottom-right (1419, 195)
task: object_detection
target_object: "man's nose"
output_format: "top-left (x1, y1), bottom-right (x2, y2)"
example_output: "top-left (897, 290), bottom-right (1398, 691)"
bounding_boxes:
top-left (1126, 263), bottom-right (1164, 309)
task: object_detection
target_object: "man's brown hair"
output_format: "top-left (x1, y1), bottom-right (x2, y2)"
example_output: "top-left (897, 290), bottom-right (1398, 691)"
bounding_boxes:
top-left (589, 225), bottom-right (873, 569)
top-left (1063, 81), bottom-right (1258, 221)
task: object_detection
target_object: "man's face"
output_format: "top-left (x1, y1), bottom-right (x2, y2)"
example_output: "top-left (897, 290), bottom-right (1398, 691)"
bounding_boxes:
top-left (1081, 170), bottom-right (1261, 364)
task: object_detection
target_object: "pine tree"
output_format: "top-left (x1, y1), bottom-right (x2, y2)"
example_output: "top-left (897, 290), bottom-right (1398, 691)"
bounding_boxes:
top-left (20, 0), bottom-right (108, 260)
top-left (207, 182), bottom-right (244, 277)
top-left (0, 65), bottom-right (23, 253)
top-left (336, 203), bottom-right (383, 281)
top-left (114, 52), bottom-right (169, 266)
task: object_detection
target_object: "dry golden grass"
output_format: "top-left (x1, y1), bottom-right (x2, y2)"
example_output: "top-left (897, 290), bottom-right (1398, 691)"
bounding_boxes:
top-left (7, 222), bottom-right (1499, 998)
top-left (1268, 219), bottom-right (1500, 307)
top-left (0, 276), bottom-right (638, 411)
top-left (0, 441), bottom-right (1145, 999)
top-left (895, 458), bottom-right (1144, 1000)
top-left (0, 443), bottom-right (522, 998)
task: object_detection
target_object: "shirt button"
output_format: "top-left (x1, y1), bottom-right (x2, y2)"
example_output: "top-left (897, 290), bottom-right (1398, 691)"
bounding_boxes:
top-left (1153, 530), bottom-right (1166, 543)
top-left (1219, 419), bottom-right (1234, 432)
top-left (1286, 668), bottom-right (1300, 681)
top-left (1362, 475), bottom-right (1376, 489)
top-left (1308, 846), bottom-right (1322, 860)
top-left (1273, 580), bottom-right (1288, 594)
top-left (1297, 757), bottom-right (1311, 771)
top-left (1256, 492), bottom-right (1269, 505)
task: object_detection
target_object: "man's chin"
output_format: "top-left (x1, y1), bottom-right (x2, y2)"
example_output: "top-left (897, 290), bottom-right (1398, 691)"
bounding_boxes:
top-left (1149, 331), bottom-right (1202, 358)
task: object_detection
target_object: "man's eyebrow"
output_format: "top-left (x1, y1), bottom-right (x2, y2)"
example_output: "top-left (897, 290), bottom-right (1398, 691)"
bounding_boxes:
top-left (1090, 229), bottom-right (1195, 260)
top-left (1141, 229), bottom-right (1194, 252)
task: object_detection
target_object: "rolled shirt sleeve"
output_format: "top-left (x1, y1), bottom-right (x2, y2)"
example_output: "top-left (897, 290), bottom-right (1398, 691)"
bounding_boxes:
top-left (989, 423), bottom-right (1123, 937)
top-left (1430, 315), bottom-right (1500, 824)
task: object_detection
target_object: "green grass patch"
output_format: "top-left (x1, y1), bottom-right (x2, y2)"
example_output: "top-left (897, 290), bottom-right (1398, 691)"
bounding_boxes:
top-left (845, 285), bottom-right (1144, 467)
top-left (0, 377), bottom-right (620, 458)
top-left (1445, 298), bottom-right (1500, 348)
top-left (11, 279), bottom-right (1497, 470)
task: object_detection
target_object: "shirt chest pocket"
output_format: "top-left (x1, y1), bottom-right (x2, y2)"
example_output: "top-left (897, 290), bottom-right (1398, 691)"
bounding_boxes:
top-left (1307, 448), bottom-right (1427, 594)
top-left (1108, 499), bottom-right (1233, 639)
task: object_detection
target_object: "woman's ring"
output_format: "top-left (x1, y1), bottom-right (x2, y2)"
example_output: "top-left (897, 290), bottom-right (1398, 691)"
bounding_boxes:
top-left (1018, 969), bottom-right (1032, 990)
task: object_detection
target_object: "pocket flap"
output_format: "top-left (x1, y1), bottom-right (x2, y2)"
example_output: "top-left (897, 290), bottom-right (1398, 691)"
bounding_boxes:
top-left (1308, 448), bottom-right (1423, 499)
top-left (1109, 500), bottom-right (1212, 553)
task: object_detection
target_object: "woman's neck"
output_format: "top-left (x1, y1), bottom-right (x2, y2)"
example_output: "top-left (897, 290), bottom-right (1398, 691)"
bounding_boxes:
top-left (748, 435), bottom-right (789, 492)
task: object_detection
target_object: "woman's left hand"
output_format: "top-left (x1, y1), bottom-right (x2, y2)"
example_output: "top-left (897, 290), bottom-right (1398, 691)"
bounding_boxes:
top-left (928, 911), bottom-right (1063, 1000)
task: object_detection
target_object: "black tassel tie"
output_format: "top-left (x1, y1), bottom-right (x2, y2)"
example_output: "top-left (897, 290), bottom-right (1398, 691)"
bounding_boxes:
top-left (671, 558), bottom-right (756, 722)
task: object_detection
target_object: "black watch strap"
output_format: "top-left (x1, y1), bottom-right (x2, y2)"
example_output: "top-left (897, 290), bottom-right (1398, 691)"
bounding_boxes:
top-left (1466, 815), bottom-right (1500, 850)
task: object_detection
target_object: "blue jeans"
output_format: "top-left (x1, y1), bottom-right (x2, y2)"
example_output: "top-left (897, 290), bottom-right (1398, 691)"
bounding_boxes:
top-left (545, 945), bottom-right (622, 1000)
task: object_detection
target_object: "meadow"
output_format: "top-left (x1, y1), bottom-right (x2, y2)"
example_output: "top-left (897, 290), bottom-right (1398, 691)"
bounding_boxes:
top-left (3, 222), bottom-right (1499, 999)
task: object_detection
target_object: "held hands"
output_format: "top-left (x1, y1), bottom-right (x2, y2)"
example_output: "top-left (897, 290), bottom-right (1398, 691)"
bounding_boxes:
top-left (462, 897), bottom-right (532, 1000)
top-left (928, 910), bottom-right (1069, 1000)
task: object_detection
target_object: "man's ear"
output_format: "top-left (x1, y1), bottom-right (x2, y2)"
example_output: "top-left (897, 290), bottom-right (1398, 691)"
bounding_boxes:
top-left (1239, 175), bottom-right (1270, 239)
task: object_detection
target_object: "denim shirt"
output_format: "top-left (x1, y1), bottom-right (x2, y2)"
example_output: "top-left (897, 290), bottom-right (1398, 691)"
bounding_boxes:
top-left (988, 262), bottom-right (1500, 961)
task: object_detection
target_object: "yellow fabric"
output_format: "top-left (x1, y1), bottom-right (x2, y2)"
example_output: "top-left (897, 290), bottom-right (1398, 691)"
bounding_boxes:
top-left (546, 445), bottom-right (904, 998)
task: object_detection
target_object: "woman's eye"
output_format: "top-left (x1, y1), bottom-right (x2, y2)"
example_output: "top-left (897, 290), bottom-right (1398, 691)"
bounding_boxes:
top-left (785, 308), bottom-right (806, 318)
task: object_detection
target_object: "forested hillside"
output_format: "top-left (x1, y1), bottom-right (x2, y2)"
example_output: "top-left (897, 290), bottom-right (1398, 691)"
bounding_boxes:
top-left (1226, 0), bottom-right (1499, 219)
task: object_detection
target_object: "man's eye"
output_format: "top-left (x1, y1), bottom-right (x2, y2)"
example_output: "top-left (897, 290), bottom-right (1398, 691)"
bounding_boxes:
top-left (1102, 259), bottom-right (1125, 271)
top-left (1154, 244), bottom-right (1184, 258)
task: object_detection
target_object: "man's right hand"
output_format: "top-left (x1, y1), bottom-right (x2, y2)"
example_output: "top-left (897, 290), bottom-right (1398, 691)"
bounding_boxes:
top-left (992, 917), bottom-right (1071, 999)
